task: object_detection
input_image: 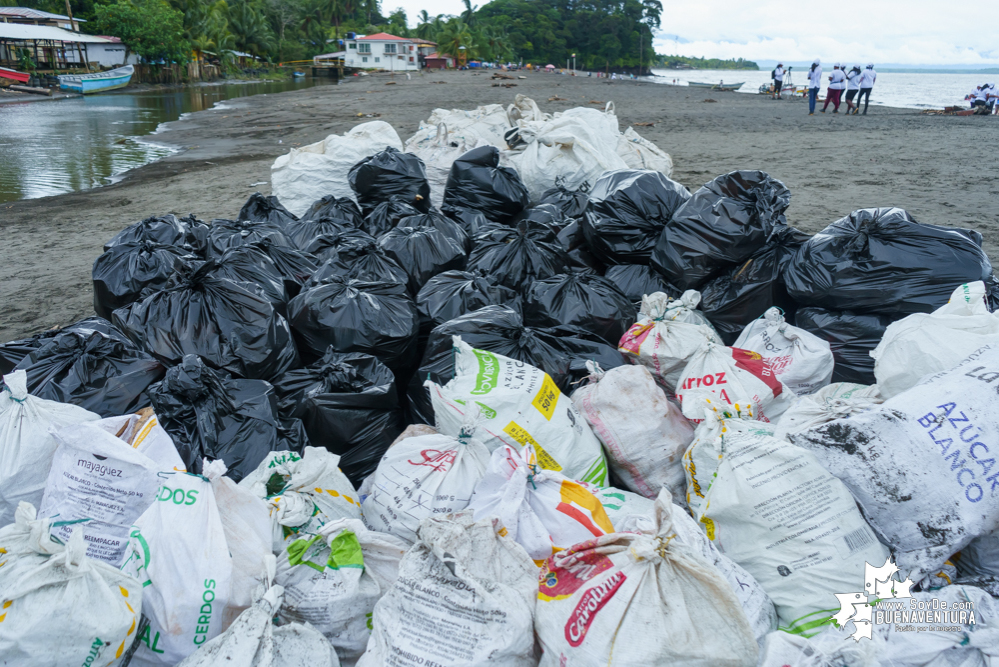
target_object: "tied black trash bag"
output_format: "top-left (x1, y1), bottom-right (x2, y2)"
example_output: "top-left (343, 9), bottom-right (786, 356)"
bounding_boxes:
top-left (11, 330), bottom-right (165, 417)
top-left (582, 170), bottom-right (691, 265)
top-left (287, 277), bottom-right (419, 374)
top-left (0, 317), bottom-right (130, 374)
top-left (398, 210), bottom-right (471, 252)
top-left (377, 226), bottom-right (467, 295)
top-left (537, 178), bottom-right (590, 222)
top-left (286, 216), bottom-right (363, 251)
top-left (466, 219), bottom-right (569, 293)
top-left (349, 147), bottom-right (431, 215)
top-left (273, 350), bottom-right (402, 485)
top-left (415, 270), bottom-right (518, 338)
top-left (303, 227), bottom-right (377, 262)
top-left (209, 246), bottom-right (291, 314)
top-left (238, 192), bottom-right (298, 227)
top-left (362, 195), bottom-right (420, 237)
top-left (699, 225), bottom-right (811, 344)
top-left (241, 238), bottom-right (319, 299)
top-left (308, 240), bottom-right (408, 288)
top-left (300, 195), bottom-right (364, 225)
top-left (206, 219), bottom-right (295, 258)
top-left (652, 170), bottom-right (791, 290)
top-left (603, 264), bottom-right (680, 306)
top-left (794, 308), bottom-right (899, 385)
top-left (523, 271), bottom-right (635, 344)
top-left (147, 355), bottom-right (308, 482)
top-left (104, 214), bottom-right (209, 255)
top-left (92, 242), bottom-right (192, 320)
top-left (113, 259), bottom-right (300, 381)
top-left (442, 145), bottom-right (529, 223)
top-left (440, 205), bottom-right (497, 239)
top-left (783, 207), bottom-right (994, 316)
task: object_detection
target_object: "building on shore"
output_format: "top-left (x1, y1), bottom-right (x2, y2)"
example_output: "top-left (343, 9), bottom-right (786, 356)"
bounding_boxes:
top-left (0, 23), bottom-right (127, 70)
top-left (424, 52), bottom-right (455, 69)
top-left (0, 7), bottom-right (85, 32)
top-left (343, 32), bottom-right (420, 71)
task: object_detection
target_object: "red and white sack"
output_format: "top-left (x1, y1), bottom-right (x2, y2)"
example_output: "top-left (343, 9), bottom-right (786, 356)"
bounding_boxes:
top-left (572, 363), bottom-right (693, 501)
top-left (361, 424), bottom-right (489, 544)
top-left (357, 512), bottom-right (538, 667)
top-left (535, 492), bottom-right (759, 666)
top-left (772, 383), bottom-right (882, 441)
top-left (467, 444), bottom-right (616, 564)
top-left (676, 342), bottom-right (795, 422)
top-left (618, 291), bottom-right (722, 392)
top-left (733, 306), bottom-right (834, 395)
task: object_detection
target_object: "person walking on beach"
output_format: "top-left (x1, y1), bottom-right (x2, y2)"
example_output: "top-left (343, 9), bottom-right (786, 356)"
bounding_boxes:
top-left (855, 63), bottom-right (877, 114)
top-left (772, 63), bottom-right (784, 99)
top-left (822, 64), bottom-right (846, 113)
top-left (845, 65), bottom-right (862, 114)
top-left (808, 59), bottom-right (822, 115)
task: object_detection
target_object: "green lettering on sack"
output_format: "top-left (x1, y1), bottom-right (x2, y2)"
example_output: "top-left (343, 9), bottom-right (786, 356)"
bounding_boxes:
top-left (470, 349), bottom-right (500, 395)
top-left (139, 625), bottom-right (165, 654)
top-left (580, 455), bottom-right (608, 487)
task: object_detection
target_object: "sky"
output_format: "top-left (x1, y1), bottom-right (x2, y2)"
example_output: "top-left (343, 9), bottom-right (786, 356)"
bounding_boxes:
top-left (389, 0), bottom-right (999, 67)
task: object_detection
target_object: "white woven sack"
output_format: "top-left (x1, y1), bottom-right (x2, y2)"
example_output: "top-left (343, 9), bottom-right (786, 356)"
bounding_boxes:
top-left (93, 409), bottom-right (186, 472)
top-left (733, 306), bottom-right (834, 395)
top-left (772, 383), bottom-right (882, 441)
top-left (616, 126), bottom-right (673, 176)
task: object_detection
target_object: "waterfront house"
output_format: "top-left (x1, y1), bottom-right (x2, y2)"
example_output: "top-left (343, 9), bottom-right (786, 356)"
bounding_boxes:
top-left (343, 33), bottom-right (419, 71)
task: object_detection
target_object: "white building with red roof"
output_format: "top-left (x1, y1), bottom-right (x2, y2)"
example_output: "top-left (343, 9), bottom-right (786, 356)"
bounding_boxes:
top-left (344, 32), bottom-right (419, 71)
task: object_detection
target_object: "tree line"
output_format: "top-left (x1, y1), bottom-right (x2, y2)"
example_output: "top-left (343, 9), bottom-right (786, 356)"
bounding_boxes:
top-left (655, 55), bottom-right (759, 70)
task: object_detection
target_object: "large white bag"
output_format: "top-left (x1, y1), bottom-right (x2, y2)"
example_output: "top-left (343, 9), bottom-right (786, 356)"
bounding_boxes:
top-left (616, 126), bottom-right (673, 176)
top-left (733, 306), bottom-right (834, 395)
top-left (0, 525), bottom-right (143, 667)
top-left (39, 420), bottom-right (160, 566)
top-left (467, 444), bottom-right (615, 564)
top-left (357, 512), bottom-right (538, 667)
top-left (361, 424), bottom-right (489, 544)
top-left (94, 408), bottom-right (186, 472)
top-left (276, 518), bottom-right (407, 665)
top-left (535, 492), bottom-right (759, 666)
top-left (429, 337), bottom-right (608, 485)
top-left (618, 291), bottom-right (722, 392)
top-left (123, 470), bottom-right (233, 666)
top-left (873, 281), bottom-right (999, 399)
top-left (506, 94), bottom-right (548, 124)
top-left (757, 626), bottom-right (884, 667)
top-left (405, 123), bottom-right (483, 209)
top-left (790, 344), bottom-right (999, 583)
top-left (773, 382), bottom-right (883, 441)
top-left (419, 103), bottom-right (512, 147)
top-left (0, 369), bottom-right (99, 526)
top-left (572, 363), bottom-right (693, 500)
top-left (271, 121), bottom-right (403, 217)
top-left (694, 425), bottom-right (889, 630)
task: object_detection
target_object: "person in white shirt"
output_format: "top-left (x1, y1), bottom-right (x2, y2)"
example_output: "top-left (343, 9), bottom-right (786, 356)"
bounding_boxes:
top-left (807, 59), bottom-right (822, 115)
top-left (855, 63), bottom-right (877, 115)
top-left (968, 86), bottom-right (982, 108)
top-left (772, 63), bottom-right (785, 99)
top-left (822, 63), bottom-right (847, 113)
top-left (844, 65), bottom-right (862, 114)
top-left (972, 83), bottom-right (990, 109)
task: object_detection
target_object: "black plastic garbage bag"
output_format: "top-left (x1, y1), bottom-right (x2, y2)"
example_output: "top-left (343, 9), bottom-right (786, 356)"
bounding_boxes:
top-left (307, 241), bottom-right (408, 288)
top-left (523, 271), bottom-right (635, 344)
top-left (206, 219), bottom-right (295, 258)
top-left (783, 207), bottom-right (994, 316)
top-left (0, 317), bottom-right (130, 375)
top-left (441, 205), bottom-right (497, 239)
top-left (517, 203), bottom-right (568, 231)
top-left (582, 170), bottom-right (691, 265)
top-left (273, 349), bottom-right (402, 485)
top-left (287, 277), bottom-right (419, 374)
top-left (443, 145), bottom-right (529, 223)
top-left (415, 270), bottom-right (517, 337)
top-left (209, 245), bottom-right (290, 313)
top-left (104, 214), bottom-right (209, 255)
top-left (349, 147), bottom-right (431, 214)
top-left (362, 195), bottom-right (420, 237)
top-left (556, 220), bottom-right (603, 274)
top-left (794, 307), bottom-right (898, 384)
top-left (242, 238), bottom-right (319, 298)
top-left (12, 330), bottom-right (165, 417)
top-left (300, 195), bottom-right (364, 225)
top-left (286, 216), bottom-right (360, 251)
top-left (603, 264), bottom-right (680, 306)
top-left (238, 192), bottom-right (298, 227)
top-left (652, 170), bottom-right (791, 289)
top-left (147, 355), bottom-right (307, 482)
top-left (377, 226), bottom-right (466, 295)
top-left (113, 259), bottom-right (299, 380)
top-left (466, 220), bottom-right (569, 293)
top-left (699, 225), bottom-right (810, 344)
top-left (398, 210), bottom-right (470, 252)
top-left (303, 227), bottom-right (377, 262)
top-left (537, 179), bottom-right (590, 222)
top-left (92, 242), bottom-right (192, 320)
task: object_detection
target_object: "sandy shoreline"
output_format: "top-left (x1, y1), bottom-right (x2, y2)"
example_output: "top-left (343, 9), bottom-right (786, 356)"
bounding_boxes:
top-left (2, 69), bottom-right (998, 341)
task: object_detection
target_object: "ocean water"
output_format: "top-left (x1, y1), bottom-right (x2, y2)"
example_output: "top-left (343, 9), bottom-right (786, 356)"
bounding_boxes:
top-left (649, 68), bottom-right (993, 110)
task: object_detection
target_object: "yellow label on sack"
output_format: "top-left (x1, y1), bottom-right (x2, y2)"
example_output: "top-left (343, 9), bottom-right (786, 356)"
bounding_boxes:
top-left (700, 515), bottom-right (716, 540)
top-left (531, 374), bottom-right (561, 421)
top-left (503, 421), bottom-right (562, 471)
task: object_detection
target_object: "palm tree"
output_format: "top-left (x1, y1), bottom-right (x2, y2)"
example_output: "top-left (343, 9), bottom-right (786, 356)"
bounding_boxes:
top-left (437, 18), bottom-right (473, 64)
top-left (228, 0), bottom-right (275, 58)
top-left (460, 0), bottom-right (477, 26)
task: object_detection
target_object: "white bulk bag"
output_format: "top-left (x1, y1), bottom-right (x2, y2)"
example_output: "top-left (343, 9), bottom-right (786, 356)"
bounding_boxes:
top-left (357, 512), bottom-right (537, 667)
top-left (873, 281), bottom-right (999, 399)
top-left (361, 424), bottom-right (489, 544)
top-left (271, 121), bottom-right (403, 217)
top-left (535, 492), bottom-right (759, 666)
top-left (757, 626), bottom-right (884, 667)
top-left (467, 444), bottom-right (615, 563)
top-left (94, 408), bottom-right (186, 472)
top-left (276, 518), bottom-right (407, 664)
top-left (506, 94), bottom-right (548, 124)
top-left (772, 383), bottom-right (883, 441)
top-left (695, 426), bottom-right (889, 630)
top-left (789, 344), bottom-right (999, 583)
top-left (618, 291), bottom-right (722, 392)
top-left (123, 471), bottom-right (233, 666)
top-left (421, 103), bottom-right (512, 147)
top-left (429, 337), bottom-right (608, 485)
top-left (0, 369), bottom-right (99, 526)
top-left (733, 306), bottom-right (834, 395)
top-left (572, 363), bottom-right (693, 500)
top-left (0, 526), bottom-right (143, 667)
top-left (616, 126), bottom-right (673, 176)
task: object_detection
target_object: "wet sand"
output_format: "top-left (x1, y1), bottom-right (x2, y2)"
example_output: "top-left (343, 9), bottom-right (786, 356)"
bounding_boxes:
top-left (2, 69), bottom-right (998, 341)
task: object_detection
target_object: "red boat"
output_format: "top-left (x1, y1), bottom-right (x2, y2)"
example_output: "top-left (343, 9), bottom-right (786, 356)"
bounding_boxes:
top-left (0, 67), bottom-right (31, 84)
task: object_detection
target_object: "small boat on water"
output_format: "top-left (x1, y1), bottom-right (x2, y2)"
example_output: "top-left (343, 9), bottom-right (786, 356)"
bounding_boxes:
top-left (688, 80), bottom-right (744, 91)
top-left (292, 71), bottom-right (305, 78)
top-left (59, 65), bottom-right (134, 94)
top-left (0, 66), bottom-right (31, 83)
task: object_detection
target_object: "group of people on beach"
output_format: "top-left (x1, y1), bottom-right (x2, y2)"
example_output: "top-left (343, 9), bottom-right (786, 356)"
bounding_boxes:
top-left (771, 60), bottom-right (877, 115)
top-left (968, 84), bottom-right (998, 113)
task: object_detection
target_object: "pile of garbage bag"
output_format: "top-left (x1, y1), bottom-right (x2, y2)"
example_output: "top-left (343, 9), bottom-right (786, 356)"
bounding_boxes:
top-left (5, 97), bottom-right (999, 666)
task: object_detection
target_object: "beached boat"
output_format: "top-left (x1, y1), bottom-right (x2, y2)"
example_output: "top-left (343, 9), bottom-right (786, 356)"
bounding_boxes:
top-left (0, 67), bottom-right (31, 84)
top-left (688, 81), bottom-right (744, 91)
top-left (292, 71), bottom-right (305, 78)
top-left (58, 65), bottom-right (134, 94)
